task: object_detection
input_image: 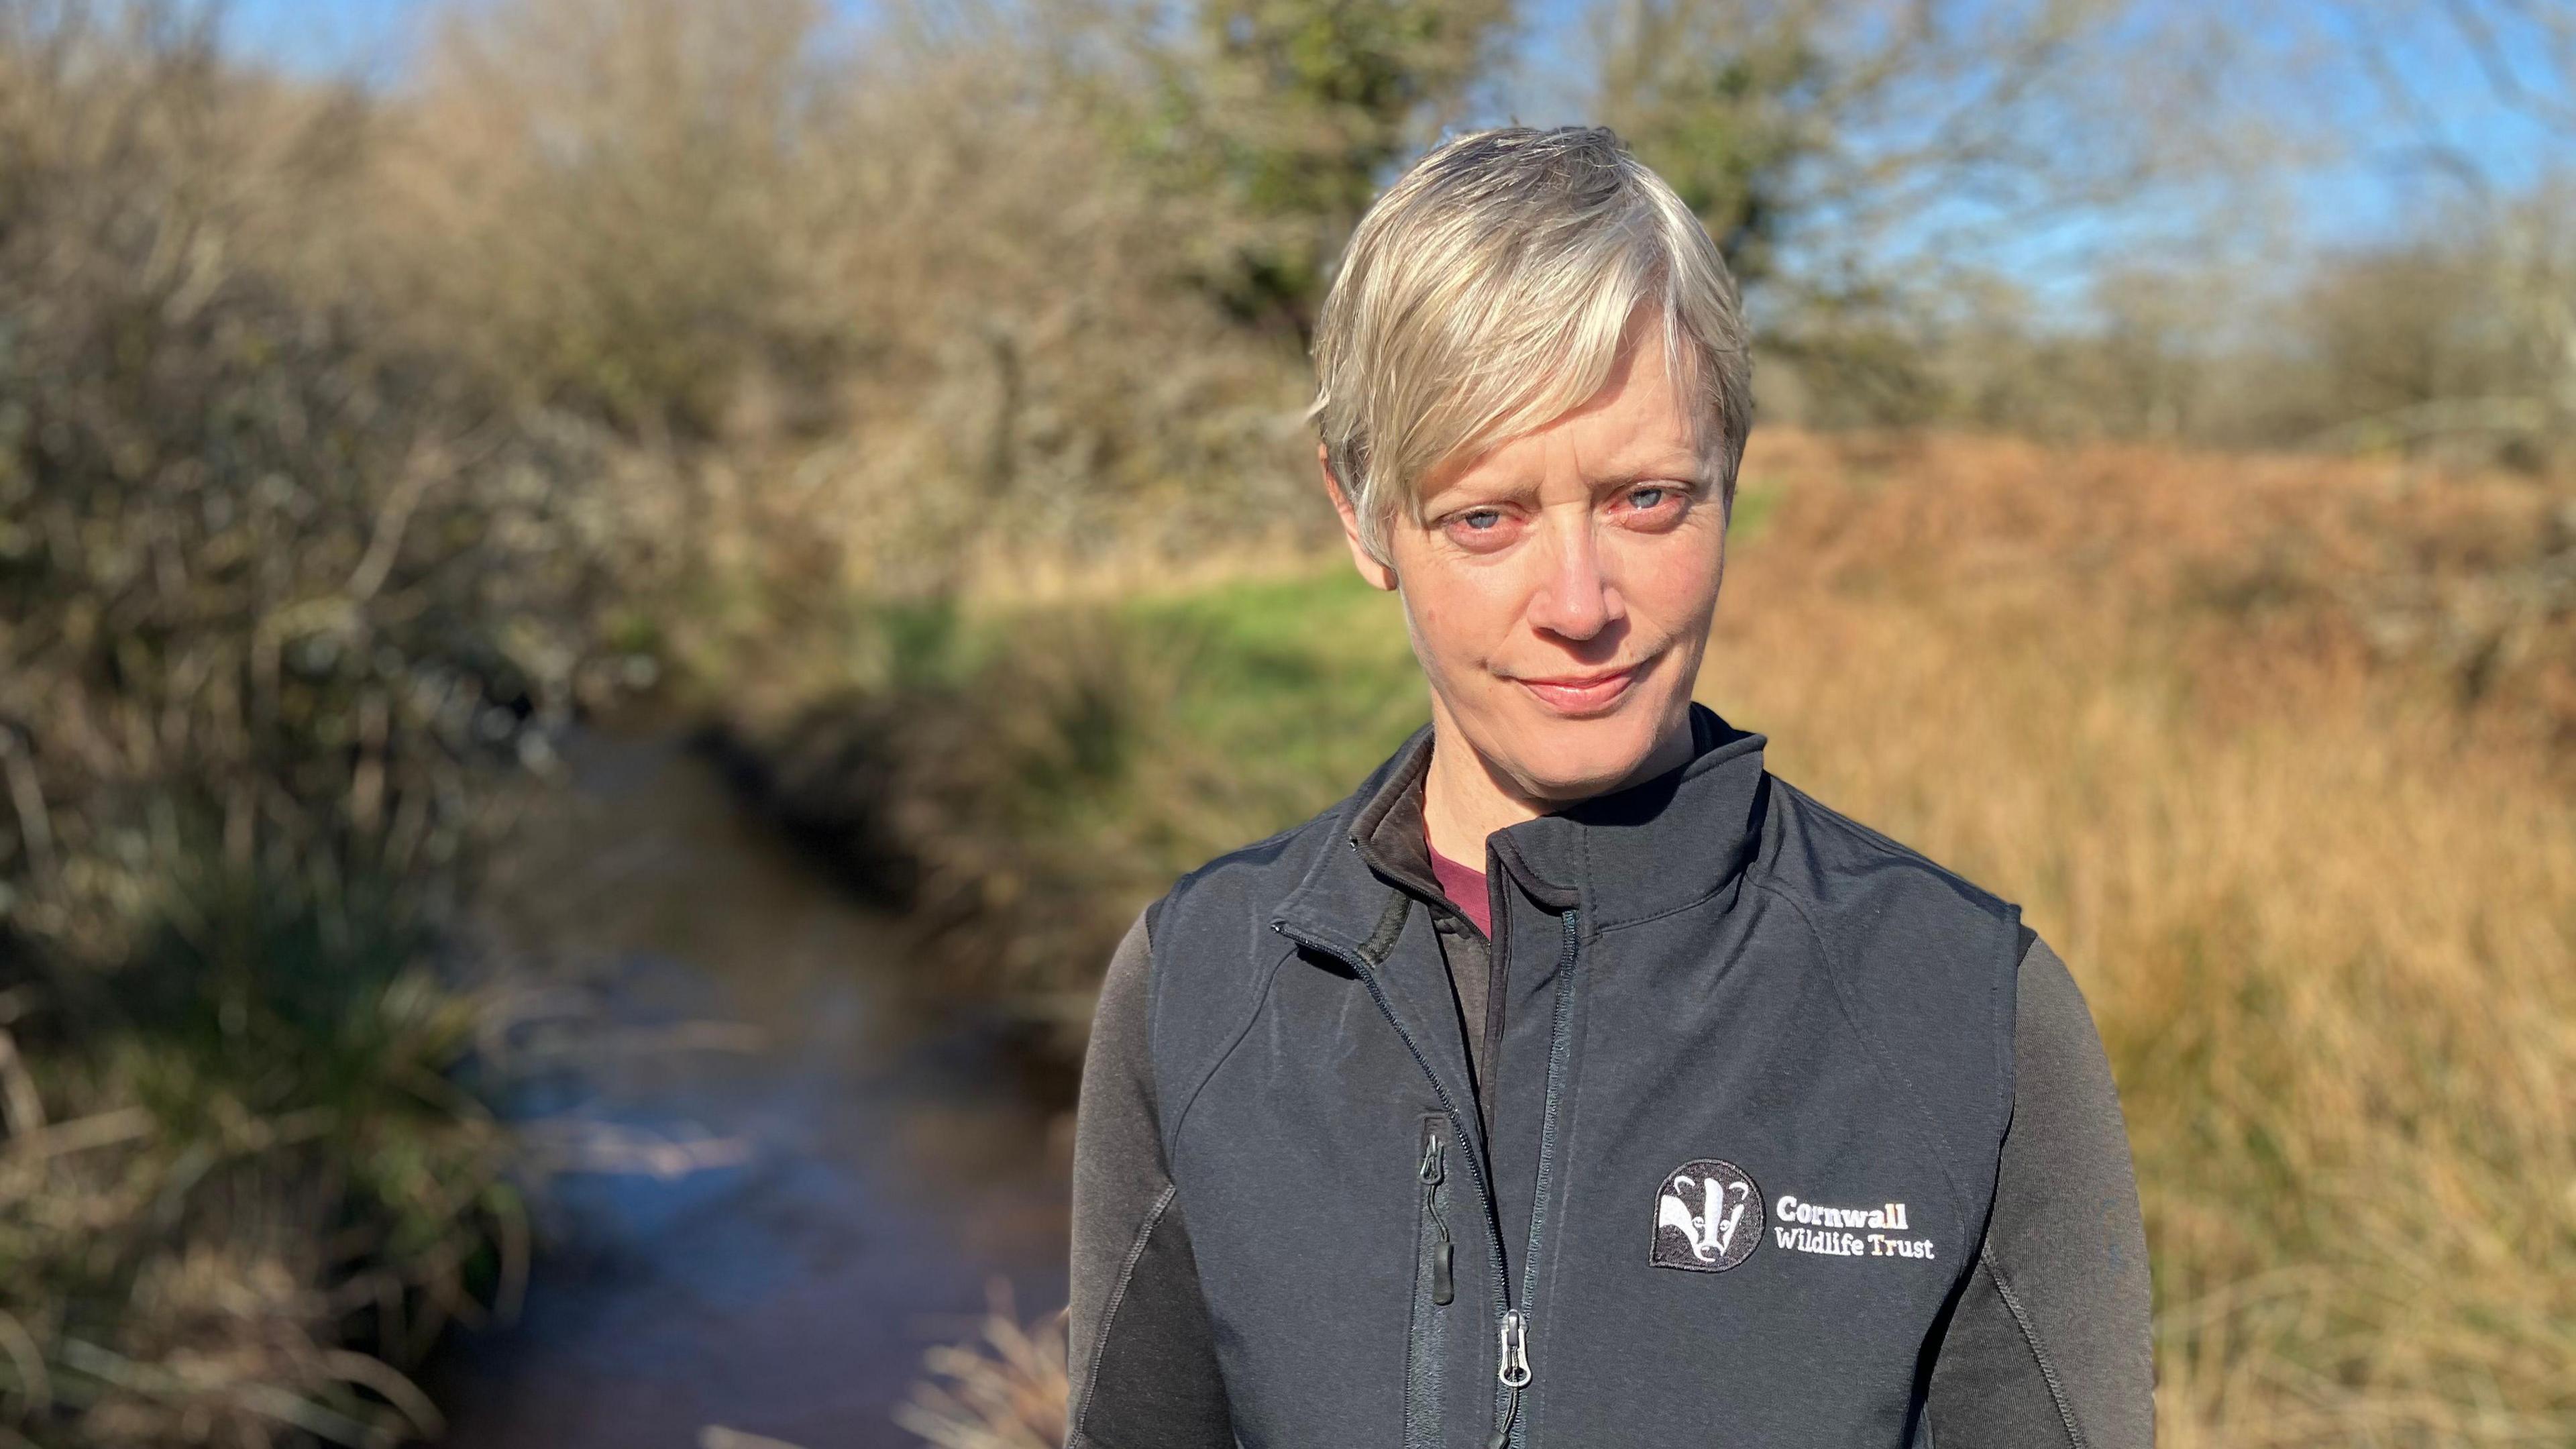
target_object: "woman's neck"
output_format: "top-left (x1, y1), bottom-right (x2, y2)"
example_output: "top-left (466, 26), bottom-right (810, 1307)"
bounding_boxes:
top-left (1419, 699), bottom-right (1697, 867)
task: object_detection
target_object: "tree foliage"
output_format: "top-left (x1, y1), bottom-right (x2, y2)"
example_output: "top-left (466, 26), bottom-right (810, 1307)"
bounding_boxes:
top-left (1126, 0), bottom-right (1515, 336)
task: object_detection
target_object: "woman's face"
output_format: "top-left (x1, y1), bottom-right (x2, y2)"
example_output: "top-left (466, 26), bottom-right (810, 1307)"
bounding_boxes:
top-left (1328, 327), bottom-right (1731, 806)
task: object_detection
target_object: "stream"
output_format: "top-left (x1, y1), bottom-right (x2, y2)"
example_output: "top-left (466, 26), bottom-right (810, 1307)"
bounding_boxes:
top-left (419, 722), bottom-right (1073, 1448)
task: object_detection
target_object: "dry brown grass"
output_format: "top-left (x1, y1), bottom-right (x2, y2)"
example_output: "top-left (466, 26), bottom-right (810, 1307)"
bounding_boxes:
top-left (1707, 431), bottom-right (2575, 1444)
top-left (892, 1285), bottom-right (1069, 1449)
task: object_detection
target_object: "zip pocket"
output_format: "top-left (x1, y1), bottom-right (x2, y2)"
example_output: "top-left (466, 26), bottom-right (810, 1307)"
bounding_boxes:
top-left (1404, 1113), bottom-right (1454, 1449)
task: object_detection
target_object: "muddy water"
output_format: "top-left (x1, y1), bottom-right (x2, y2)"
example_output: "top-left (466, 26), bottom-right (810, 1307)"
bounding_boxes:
top-left (423, 724), bottom-right (1072, 1449)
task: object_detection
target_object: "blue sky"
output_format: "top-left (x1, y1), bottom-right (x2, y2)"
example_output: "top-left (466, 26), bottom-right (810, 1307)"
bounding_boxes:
top-left (223, 0), bottom-right (423, 81)
top-left (225, 0), bottom-right (2565, 285)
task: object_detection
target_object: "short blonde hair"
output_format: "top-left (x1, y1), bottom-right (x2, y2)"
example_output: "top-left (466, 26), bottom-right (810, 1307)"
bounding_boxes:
top-left (1309, 125), bottom-right (1752, 564)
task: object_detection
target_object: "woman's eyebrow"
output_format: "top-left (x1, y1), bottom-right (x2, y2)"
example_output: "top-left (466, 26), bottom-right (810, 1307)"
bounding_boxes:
top-left (1588, 459), bottom-right (1709, 488)
top-left (1424, 474), bottom-right (1543, 509)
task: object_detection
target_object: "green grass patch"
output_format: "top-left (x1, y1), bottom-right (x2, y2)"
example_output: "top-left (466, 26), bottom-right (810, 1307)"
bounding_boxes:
top-left (1729, 478), bottom-right (1786, 545)
top-left (1117, 567), bottom-right (1425, 798)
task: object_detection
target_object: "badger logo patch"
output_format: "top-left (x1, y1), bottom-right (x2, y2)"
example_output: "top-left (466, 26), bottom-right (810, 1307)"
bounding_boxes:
top-left (1651, 1159), bottom-right (1762, 1271)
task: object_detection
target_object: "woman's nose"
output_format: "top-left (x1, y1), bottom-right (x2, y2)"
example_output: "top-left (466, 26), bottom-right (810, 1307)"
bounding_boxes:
top-left (1524, 515), bottom-right (1625, 641)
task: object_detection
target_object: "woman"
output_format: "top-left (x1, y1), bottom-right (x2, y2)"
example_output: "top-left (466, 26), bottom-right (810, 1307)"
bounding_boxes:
top-left (1065, 125), bottom-right (2151, 1449)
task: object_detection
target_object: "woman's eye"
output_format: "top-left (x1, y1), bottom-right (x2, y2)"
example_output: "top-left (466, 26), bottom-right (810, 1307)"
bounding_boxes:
top-left (1612, 484), bottom-right (1693, 532)
top-left (1440, 506), bottom-right (1519, 550)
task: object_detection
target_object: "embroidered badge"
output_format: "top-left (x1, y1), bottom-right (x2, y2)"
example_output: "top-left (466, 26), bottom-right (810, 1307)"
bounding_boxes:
top-left (1651, 1159), bottom-right (1762, 1272)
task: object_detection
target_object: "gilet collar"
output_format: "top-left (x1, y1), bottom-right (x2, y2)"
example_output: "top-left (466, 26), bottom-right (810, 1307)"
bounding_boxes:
top-left (1271, 701), bottom-right (1771, 951)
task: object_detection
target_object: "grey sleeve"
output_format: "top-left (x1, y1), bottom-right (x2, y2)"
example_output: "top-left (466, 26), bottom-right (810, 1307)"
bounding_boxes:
top-left (1065, 903), bottom-right (1234, 1448)
top-left (1924, 930), bottom-right (2155, 1448)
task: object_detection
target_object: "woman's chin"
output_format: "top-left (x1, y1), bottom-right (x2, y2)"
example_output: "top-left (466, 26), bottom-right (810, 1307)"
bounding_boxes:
top-left (1497, 714), bottom-right (1679, 802)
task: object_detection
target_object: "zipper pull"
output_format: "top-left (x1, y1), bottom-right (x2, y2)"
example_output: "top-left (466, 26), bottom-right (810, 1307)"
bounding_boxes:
top-left (1496, 1309), bottom-right (1530, 1387)
top-left (1483, 1309), bottom-right (1514, 1444)
top-left (1419, 1132), bottom-right (1453, 1305)
top-left (1487, 1309), bottom-right (1530, 1447)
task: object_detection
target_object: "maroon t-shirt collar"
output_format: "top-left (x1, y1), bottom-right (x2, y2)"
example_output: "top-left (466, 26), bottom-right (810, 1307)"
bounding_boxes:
top-left (1424, 828), bottom-right (1493, 937)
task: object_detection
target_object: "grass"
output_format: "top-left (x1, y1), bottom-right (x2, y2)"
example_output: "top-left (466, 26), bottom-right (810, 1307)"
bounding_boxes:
top-left (0, 17), bottom-right (640, 1444)
top-left (892, 1287), bottom-right (1069, 1449)
top-left (1114, 570), bottom-right (1426, 793)
top-left (0, 861), bottom-right (529, 1448)
top-left (1701, 431), bottom-right (2574, 1444)
top-left (858, 429), bottom-right (2573, 1447)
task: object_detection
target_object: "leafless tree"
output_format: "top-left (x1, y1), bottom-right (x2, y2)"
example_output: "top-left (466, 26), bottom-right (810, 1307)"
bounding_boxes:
top-left (1589, 0), bottom-right (2235, 314)
top-left (2304, 0), bottom-right (2576, 461)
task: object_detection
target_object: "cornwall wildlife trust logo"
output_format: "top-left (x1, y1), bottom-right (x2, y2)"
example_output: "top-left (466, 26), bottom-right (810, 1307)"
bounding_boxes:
top-left (1651, 1159), bottom-right (1762, 1272)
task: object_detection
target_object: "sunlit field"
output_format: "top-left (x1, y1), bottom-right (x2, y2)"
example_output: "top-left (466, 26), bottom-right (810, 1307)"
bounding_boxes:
top-left (1704, 433), bottom-right (2574, 1444)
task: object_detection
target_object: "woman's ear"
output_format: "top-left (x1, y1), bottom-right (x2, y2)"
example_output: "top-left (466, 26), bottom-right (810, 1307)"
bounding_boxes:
top-left (1320, 443), bottom-right (1398, 592)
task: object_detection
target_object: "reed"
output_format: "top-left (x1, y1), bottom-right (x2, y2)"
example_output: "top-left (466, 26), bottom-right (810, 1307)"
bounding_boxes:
top-left (894, 1286), bottom-right (1069, 1449)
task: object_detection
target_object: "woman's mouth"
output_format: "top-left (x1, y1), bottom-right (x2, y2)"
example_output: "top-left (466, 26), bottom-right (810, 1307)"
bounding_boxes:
top-left (1515, 659), bottom-right (1646, 716)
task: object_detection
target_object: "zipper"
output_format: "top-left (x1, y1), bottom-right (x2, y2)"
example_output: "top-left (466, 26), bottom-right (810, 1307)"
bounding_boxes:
top-left (1405, 1116), bottom-right (1454, 1449)
top-left (1492, 907), bottom-right (1582, 1449)
top-left (1273, 902), bottom-right (1584, 1449)
top-left (1419, 1127), bottom-right (1455, 1306)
